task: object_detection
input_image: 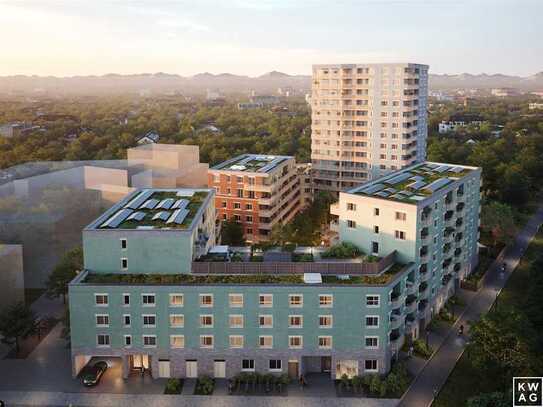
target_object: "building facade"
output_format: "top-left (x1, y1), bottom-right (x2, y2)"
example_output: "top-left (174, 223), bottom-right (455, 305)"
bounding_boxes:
top-left (310, 63), bottom-right (429, 195)
top-left (208, 154), bottom-right (302, 243)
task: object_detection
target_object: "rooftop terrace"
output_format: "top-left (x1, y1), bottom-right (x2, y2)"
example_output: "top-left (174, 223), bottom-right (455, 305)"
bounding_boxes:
top-left (89, 188), bottom-right (211, 231)
top-left (349, 162), bottom-right (477, 204)
top-left (211, 154), bottom-right (292, 173)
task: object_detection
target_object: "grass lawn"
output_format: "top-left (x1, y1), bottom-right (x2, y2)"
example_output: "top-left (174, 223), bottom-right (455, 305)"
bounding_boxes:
top-left (433, 230), bottom-right (543, 407)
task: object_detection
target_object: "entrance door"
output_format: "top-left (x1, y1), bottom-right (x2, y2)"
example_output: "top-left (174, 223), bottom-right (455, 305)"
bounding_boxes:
top-left (321, 356), bottom-right (331, 373)
top-left (158, 360), bottom-right (171, 378)
top-left (214, 360), bottom-right (226, 378)
top-left (131, 354), bottom-right (150, 370)
top-left (288, 361), bottom-right (299, 379)
top-left (186, 360), bottom-right (198, 378)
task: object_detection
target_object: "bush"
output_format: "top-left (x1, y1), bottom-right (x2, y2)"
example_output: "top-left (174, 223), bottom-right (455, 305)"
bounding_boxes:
top-left (413, 339), bottom-right (433, 359)
top-left (321, 242), bottom-right (362, 259)
top-left (195, 375), bottom-right (214, 395)
top-left (164, 378), bottom-right (183, 394)
top-left (293, 253), bottom-right (313, 262)
top-left (362, 362), bottom-right (411, 398)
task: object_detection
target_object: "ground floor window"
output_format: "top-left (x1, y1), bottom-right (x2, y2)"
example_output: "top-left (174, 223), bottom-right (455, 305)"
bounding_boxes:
top-left (364, 359), bottom-right (378, 372)
top-left (242, 359), bottom-right (255, 371)
top-left (336, 360), bottom-right (358, 379)
top-left (269, 359), bottom-right (282, 371)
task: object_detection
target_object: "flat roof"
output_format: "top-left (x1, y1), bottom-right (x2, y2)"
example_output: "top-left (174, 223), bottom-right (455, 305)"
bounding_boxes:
top-left (347, 162), bottom-right (478, 204)
top-left (86, 188), bottom-right (212, 231)
top-left (211, 154), bottom-right (292, 173)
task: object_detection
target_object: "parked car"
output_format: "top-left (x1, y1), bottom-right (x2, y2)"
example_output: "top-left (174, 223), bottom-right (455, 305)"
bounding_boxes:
top-left (81, 361), bottom-right (108, 386)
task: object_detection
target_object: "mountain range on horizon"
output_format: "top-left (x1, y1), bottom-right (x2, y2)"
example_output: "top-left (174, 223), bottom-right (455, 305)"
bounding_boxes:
top-left (1, 70), bottom-right (542, 95)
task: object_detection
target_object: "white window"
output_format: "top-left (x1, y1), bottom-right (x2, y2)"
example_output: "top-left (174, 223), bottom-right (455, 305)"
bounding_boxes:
top-left (95, 314), bottom-right (109, 327)
top-left (395, 230), bottom-right (406, 240)
top-left (365, 359), bottom-right (378, 372)
top-left (200, 335), bottom-right (214, 348)
top-left (259, 315), bottom-right (273, 328)
top-left (289, 315), bottom-right (303, 328)
top-left (374, 225), bottom-right (379, 234)
top-left (289, 336), bottom-right (303, 349)
top-left (366, 295), bottom-right (380, 307)
top-left (259, 294), bottom-right (273, 307)
top-left (143, 314), bottom-right (156, 327)
top-left (319, 315), bottom-right (333, 328)
top-left (229, 294), bottom-right (243, 308)
top-left (347, 220), bottom-right (356, 228)
top-left (365, 336), bottom-right (379, 349)
top-left (124, 335), bottom-right (132, 347)
top-left (121, 258), bottom-right (128, 270)
top-left (269, 360), bottom-right (282, 371)
top-left (170, 314), bottom-right (184, 328)
top-left (120, 238), bottom-right (127, 250)
top-left (200, 294), bottom-right (213, 307)
top-left (95, 294), bottom-right (108, 306)
top-left (346, 203), bottom-right (356, 211)
top-left (170, 335), bottom-right (185, 349)
top-left (242, 359), bottom-right (255, 371)
top-left (97, 334), bottom-right (110, 347)
top-left (142, 294), bottom-right (155, 307)
top-left (366, 316), bottom-right (379, 328)
top-left (289, 294), bottom-right (303, 307)
top-left (143, 335), bottom-right (157, 347)
top-left (395, 211), bottom-right (407, 221)
top-left (169, 294), bottom-right (184, 307)
top-left (259, 335), bottom-right (273, 349)
top-left (122, 293), bottom-right (130, 306)
top-left (318, 336), bottom-right (333, 349)
top-left (200, 315), bottom-right (213, 328)
top-left (319, 295), bottom-right (333, 307)
top-left (229, 335), bottom-right (244, 349)
top-left (123, 314), bottom-right (131, 327)
top-left (229, 315), bottom-right (244, 328)
top-left (374, 208), bottom-right (380, 216)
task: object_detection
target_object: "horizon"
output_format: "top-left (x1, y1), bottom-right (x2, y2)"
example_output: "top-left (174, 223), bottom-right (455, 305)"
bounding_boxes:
top-left (1, 0), bottom-right (542, 77)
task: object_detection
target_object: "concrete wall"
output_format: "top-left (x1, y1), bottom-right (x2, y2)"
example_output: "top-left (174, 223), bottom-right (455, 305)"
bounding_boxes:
top-left (0, 244), bottom-right (24, 308)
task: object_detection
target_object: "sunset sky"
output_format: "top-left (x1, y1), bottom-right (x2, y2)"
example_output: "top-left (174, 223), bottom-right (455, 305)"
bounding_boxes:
top-left (1, 0), bottom-right (541, 77)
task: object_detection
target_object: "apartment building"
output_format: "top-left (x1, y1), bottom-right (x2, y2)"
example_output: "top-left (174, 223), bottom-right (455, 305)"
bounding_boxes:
top-left (208, 154), bottom-right (302, 243)
top-left (331, 161), bottom-right (481, 340)
top-left (311, 63), bottom-right (429, 195)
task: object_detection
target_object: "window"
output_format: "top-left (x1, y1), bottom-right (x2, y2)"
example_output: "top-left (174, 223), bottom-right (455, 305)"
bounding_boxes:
top-left (121, 258), bottom-right (128, 270)
top-left (123, 294), bottom-right (130, 306)
top-left (372, 241), bottom-right (379, 254)
top-left (245, 203), bottom-right (253, 210)
top-left (120, 238), bottom-right (127, 250)
top-left (123, 314), bottom-right (131, 327)
top-left (95, 314), bottom-right (109, 327)
top-left (229, 335), bottom-right (244, 348)
top-left (143, 335), bottom-right (157, 347)
top-left (269, 360), bottom-right (282, 371)
top-left (229, 315), bottom-right (244, 328)
top-left (234, 215), bottom-right (241, 222)
top-left (319, 295), bottom-right (333, 307)
top-left (319, 315), bottom-right (333, 328)
top-left (289, 336), bottom-right (303, 349)
top-left (318, 336), bottom-right (332, 349)
top-left (259, 335), bottom-right (273, 349)
top-left (366, 295), bottom-right (380, 307)
top-left (97, 334), bottom-right (110, 347)
top-left (242, 359), bottom-right (255, 371)
top-left (237, 176), bottom-right (243, 183)
top-left (374, 208), bottom-right (380, 216)
top-left (143, 314), bottom-right (156, 327)
top-left (200, 294), bottom-right (213, 307)
top-left (365, 359), bottom-right (378, 372)
top-left (259, 315), bottom-right (273, 328)
top-left (365, 336), bottom-right (379, 349)
top-left (200, 335), bottom-right (214, 348)
top-left (246, 215), bottom-right (253, 223)
top-left (289, 294), bottom-right (303, 307)
top-left (229, 294), bottom-right (243, 307)
top-left (169, 294), bottom-right (184, 307)
top-left (221, 201), bottom-right (227, 208)
top-left (374, 225), bottom-right (379, 234)
top-left (347, 220), bottom-right (356, 228)
top-left (289, 315), bottom-right (303, 328)
top-left (95, 294), bottom-right (108, 306)
top-left (259, 294), bottom-right (273, 307)
top-left (170, 314), bottom-right (184, 328)
top-left (237, 189), bottom-right (243, 198)
top-left (347, 203), bottom-right (356, 211)
top-left (234, 202), bottom-right (241, 209)
top-left (200, 315), bottom-right (213, 328)
top-left (170, 335), bottom-right (185, 349)
top-left (142, 294), bottom-right (155, 306)
top-left (395, 230), bottom-right (406, 240)
top-left (366, 316), bottom-right (379, 328)
top-left (124, 335), bottom-right (132, 347)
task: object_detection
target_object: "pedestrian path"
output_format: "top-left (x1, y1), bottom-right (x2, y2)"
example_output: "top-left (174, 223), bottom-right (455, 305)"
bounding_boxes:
top-left (399, 206), bottom-right (543, 407)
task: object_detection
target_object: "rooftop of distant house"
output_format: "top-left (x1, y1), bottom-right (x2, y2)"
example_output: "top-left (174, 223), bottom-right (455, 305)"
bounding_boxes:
top-left (348, 162), bottom-right (479, 204)
top-left (211, 154), bottom-right (293, 174)
top-left (85, 188), bottom-right (212, 231)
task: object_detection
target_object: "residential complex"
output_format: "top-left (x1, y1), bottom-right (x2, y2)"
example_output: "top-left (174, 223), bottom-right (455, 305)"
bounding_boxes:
top-left (68, 161), bottom-right (480, 383)
top-left (208, 154), bottom-right (302, 243)
top-left (310, 63), bottom-right (429, 195)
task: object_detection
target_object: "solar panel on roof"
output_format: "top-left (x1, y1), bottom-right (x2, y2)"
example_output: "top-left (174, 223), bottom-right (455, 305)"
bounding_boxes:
top-left (384, 188), bottom-right (397, 193)
top-left (140, 199), bottom-right (159, 209)
top-left (407, 180), bottom-right (427, 190)
top-left (449, 166), bottom-right (464, 173)
top-left (434, 165), bottom-right (450, 173)
top-left (259, 157), bottom-right (287, 173)
top-left (176, 190), bottom-right (195, 197)
top-left (385, 172), bottom-right (413, 185)
top-left (410, 195), bottom-right (426, 201)
top-left (424, 178), bottom-right (452, 192)
top-left (156, 198), bottom-right (175, 210)
top-left (127, 211), bottom-right (146, 221)
top-left (171, 199), bottom-right (189, 210)
top-left (409, 175), bottom-right (424, 182)
top-left (375, 191), bottom-right (390, 197)
top-left (152, 211), bottom-right (171, 221)
top-left (101, 208), bottom-right (133, 228)
top-left (360, 183), bottom-right (385, 194)
top-left (125, 189), bottom-right (153, 209)
top-left (166, 208), bottom-right (190, 225)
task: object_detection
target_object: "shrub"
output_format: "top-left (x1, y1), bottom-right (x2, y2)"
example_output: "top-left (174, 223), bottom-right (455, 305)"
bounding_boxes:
top-left (413, 339), bottom-right (433, 359)
top-left (321, 242), bottom-right (362, 259)
top-left (195, 375), bottom-right (214, 395)
top-left (369, 374), bottom-right (382, 395)
top-left (164, 378), bottom-right (183, 394)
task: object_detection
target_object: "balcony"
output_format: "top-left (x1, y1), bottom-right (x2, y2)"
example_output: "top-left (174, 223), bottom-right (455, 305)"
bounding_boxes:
top-left (406, 282), bottom-right (418, 295)
top-left (390, 292), bottom-right (404, 309)
top-left (443, 243), bottom-right (452, 254)
top-left (444, 210), bottom-right (455, 222)
top-left (390, 330), bottom-right (404, 351)
top-left (420, 227), bottom-right (429, 241)
top-left (419, 246), bottom-right (429, 260)
top-left (454, 247), bottom-right (462, 257)
top-left (456, 202), bottom-right (465, 213)
top-left (390, 314), bottom-right (405, 330)
top-left (405, 295), bottom-right (417, 313)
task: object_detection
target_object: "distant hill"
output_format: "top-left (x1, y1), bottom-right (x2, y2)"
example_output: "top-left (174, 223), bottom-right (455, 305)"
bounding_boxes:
top-left (0, 70), bottom-right (542, 96)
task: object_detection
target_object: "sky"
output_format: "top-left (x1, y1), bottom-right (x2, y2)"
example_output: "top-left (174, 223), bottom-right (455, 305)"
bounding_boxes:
top-left (0, 0), bottom-right (541, 77)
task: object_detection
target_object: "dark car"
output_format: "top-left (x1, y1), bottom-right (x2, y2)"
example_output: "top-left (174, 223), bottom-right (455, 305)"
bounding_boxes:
top-left (81, 361), bottom-right (108, 386)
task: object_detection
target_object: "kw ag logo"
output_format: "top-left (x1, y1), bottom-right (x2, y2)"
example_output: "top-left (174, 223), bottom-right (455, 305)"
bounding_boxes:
top-left (514, 377), bottom-right (543, 406)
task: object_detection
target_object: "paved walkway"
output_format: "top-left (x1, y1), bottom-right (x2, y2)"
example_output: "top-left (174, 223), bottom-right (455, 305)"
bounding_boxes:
top-left (399, 206), bottom-right (543, 407)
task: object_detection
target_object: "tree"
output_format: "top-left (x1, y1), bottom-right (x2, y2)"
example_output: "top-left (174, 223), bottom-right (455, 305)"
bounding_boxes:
top-left (480, 201), bottom-right (517, 249)
top-left (0, 302), bottom-right (38, 354)
top-left (467, 391), bottom-right (510, 407)
top-left (45, 246), bottom-right (83, 304)
top-left (220, 220), bottom-right (245, 246)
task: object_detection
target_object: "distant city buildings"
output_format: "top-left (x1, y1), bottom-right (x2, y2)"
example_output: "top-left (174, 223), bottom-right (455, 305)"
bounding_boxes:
top-left (0, 122), bottom-right (42, 138)
top-left (438, 114), bottom-right (485, 134)
top-left (237, 102), bottom-right (264, 110)
top-left (491, 87), bottom-right (520, 97)
top-left (310, 63), bottom-right (429, 196)
top-left (528, 102), bottom-right (543, 110)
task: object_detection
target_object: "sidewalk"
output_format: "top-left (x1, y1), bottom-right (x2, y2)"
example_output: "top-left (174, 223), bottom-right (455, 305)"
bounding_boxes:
top-left (399, 206), bottom-right (543, 407)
